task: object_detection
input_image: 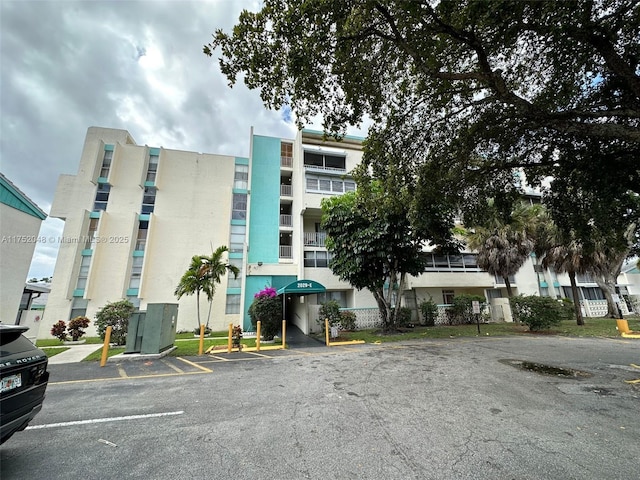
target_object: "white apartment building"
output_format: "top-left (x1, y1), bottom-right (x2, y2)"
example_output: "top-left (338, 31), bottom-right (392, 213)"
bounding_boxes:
top-left (42, 127), bottom-right (638, 338)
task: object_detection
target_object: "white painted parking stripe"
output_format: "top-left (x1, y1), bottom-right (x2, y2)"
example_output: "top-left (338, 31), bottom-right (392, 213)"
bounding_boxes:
top-left (26, 411), bottom-right (184, 430)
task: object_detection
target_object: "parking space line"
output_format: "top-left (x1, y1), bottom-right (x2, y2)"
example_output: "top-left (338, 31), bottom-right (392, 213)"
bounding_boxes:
top-left (175, 356), bottom-right (213, 372)
top-left (162, 359), bottom-right (185, 374)
top-left (27, 411), bottom-right (184, 430)
top-left (49, 370), bottom-right (211, 386)
top-left (246, 351), bottom-right (272, 358)
top-left (117, 366), bottom-right (128, 378)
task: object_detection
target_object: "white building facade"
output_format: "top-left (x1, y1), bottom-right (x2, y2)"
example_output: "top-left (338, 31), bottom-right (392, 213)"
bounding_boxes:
top-left (42, 127), bottom-right (639, 338)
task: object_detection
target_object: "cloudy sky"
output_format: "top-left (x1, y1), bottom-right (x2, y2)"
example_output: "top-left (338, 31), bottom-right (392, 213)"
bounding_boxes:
top-left (0, 0), bottom-right (367, 280)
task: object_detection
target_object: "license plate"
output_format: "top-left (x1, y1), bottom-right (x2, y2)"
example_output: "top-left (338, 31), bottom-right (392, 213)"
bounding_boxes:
top-left (1, 373), bottom-right (22, 393)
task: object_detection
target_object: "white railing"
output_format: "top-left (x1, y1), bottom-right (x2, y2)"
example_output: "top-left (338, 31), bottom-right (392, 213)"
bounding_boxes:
top-left (280, 214), bottom-right (292, 227)
top-left (281, 156), bottom-right (293, 168)
top-left (280, 184), bottom-right (292, 196)
top-left (303, 164), bottom-right (346, 173)
top-left (303, 232), bottom-right (327, 246)
top-left (581, 299), bottom-right (630, 317)
top-left (279, 245), bottom-right (292, 258)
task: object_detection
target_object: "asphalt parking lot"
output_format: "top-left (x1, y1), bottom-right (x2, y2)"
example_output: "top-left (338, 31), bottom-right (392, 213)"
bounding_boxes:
top-left (3, 335), bottom-right (639, 480)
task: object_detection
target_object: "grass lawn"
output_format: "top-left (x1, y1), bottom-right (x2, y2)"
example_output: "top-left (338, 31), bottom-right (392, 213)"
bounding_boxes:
top-left (42, 347), bottom-right (70, 357)
top-left (334, 316), bottom-right (640, 344)
top-left (46, 316), bottom-right (640, 360)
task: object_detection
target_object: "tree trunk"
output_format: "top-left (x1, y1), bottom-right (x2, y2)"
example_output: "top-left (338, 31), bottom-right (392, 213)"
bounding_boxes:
top-left (372, 289), bottom-right (391, 332)
top-left (504, 276), bottom-right (513, 297)
top-left (568, 271), bottom-right (584, 326)
top-left (196, 290), bottom-right (201, 328)
top-left (594, 275), bottom-right (619, 318)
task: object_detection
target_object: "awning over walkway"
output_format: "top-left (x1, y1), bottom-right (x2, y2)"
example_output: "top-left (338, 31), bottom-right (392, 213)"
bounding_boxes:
top-left (276, 279), bottom-right (326, 295)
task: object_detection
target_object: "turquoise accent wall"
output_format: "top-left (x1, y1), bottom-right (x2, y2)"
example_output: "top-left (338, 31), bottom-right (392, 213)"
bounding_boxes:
top-left (243, 275), bottom-right (297, 330)
top-left (235, 157), bottom-right (249, 165)
top-left (149, 147), bottom-right (160, 155)
top-left (248, 135), bottom-right (281, 264)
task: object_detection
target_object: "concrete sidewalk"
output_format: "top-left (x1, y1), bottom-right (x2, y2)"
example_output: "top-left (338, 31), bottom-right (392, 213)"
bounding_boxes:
top-left (46, 344), bottom-right (102, 365)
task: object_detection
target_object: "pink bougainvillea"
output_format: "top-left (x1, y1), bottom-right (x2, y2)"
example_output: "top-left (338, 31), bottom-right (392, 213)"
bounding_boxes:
top-left (254, 286), bottom-right (277, 299)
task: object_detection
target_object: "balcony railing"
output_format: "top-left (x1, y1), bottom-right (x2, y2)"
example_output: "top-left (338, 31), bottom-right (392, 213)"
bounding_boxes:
top-left (280, 184), bottom-right (292, 196)
top-left (280, 214), bottom-right (292, 227)
top-left (279, 245), bottom-right (292, 259)
top-left (135, 238), bottom-right (146, 251)
top-left (281, 156), bottom-right (293, 168)
top-left (303, 232), bottom-right (327, 247)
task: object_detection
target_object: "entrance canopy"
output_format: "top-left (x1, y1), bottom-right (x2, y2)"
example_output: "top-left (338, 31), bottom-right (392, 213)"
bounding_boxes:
top-left (276, 279), bottom-right (326, 296)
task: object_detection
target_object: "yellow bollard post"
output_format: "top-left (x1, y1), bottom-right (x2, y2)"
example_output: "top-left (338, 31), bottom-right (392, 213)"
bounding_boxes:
top-left (282, 320), bottom-right (286, 349)
top-left (325, 318), bottom-right (330, 346)
top-left (228, 322), bottom-right (233, 353)
top-left (100, 326), bottom-right (112, 367)
top-left (256, 321), bottom-right (261, 351)
top-left (198, 324), bottom-right (205, 355)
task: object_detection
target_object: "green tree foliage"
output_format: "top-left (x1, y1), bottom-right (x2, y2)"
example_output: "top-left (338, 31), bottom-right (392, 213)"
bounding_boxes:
top-left (248, 287), bottom-right (282, 341)
top-left (95, 300), bottom-right (135, 346)
top-left (207, 0), bottom-right (640, 203)
top-left (174, 246), bottom-right (239, 330)
top-left (510, 295), bottom-right (564, 331)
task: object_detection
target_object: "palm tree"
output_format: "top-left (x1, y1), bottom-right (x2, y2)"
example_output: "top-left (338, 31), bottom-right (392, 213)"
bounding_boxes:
top-left (527, 205), bottom-right (589, 325)
top-left (174, 246), bottom-right (239, 330)
top-left (465, 200), bottom-right (534, 297)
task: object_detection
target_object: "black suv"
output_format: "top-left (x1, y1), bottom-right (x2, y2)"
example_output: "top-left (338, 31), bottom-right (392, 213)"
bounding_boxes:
top-left (0, 325), bottom-right (49, 445)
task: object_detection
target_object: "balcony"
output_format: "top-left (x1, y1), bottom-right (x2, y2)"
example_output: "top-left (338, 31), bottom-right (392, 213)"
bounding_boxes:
top-left (279, 214), bottom-right (292, 227)
top-left (281, 156), bottom-right (293, 168)
top-left (303, 232), bottom-right (327, 247)
top-left (279, 245), bottom-right (292, 259)
top-left (280, 184), bottom-right (292, 197)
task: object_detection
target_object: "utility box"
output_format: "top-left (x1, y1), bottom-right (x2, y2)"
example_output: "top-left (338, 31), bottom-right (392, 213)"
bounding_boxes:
top-left (125, 303), bottom-right (178, 355)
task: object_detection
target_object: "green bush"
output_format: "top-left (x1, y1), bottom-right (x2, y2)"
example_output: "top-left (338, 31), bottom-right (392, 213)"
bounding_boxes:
top-left (446, 294), bottom-right (486, 325)
top-left (394, 307), bottom-right (413, 327)
top-left (95, 300), bottom-right (135, 345)
top-left (419, 298), bottom-right (438, 326)
top-left (339, 310), bottom-right (357, 330)
top-left (248, 287), bottom-right (282, 341)
top-left (318, 300), bottom-right (342, 332)
top-left (558, 298), bottom-right (575, 321)
top-left (510, 295), bottom-right (563, 331)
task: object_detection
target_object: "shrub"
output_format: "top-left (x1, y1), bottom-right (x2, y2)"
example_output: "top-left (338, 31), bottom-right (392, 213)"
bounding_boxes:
top-left (446, 294), bottom-right (486, 325)
top-left (51, 320), bottom-right (68, 342)
top-left (394, 307), bottom-right (413, 327)
top-left (558, 298), bottom-right (575, 322)
top-left (419, 298), bottom-right (438, 326)
top-left (318, 300), bottom-right (342, 332)
top-left (67, 316), bottom-right (90, 341)
top-left (339, 310), bottom-right (357, 331)
top-left (510, 295), bottom-right (563, 331)
top-left (95, 300), bottom-right (135, 345)
top-left (248, 287), bottom-right (282, 341)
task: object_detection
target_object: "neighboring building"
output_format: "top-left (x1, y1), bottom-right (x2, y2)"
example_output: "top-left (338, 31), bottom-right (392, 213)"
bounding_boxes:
top-left (0, 173), bottom-right (47, 325)
top-left (43, 127), bottom-right (639, 338)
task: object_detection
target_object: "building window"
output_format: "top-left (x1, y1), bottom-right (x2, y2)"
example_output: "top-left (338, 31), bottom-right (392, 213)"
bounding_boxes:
top-left (100, 149), bottom-right (113, 178)
top-left (70, 298), bottom-right (88, 319)
top-left (234, 165), bottom-right (249, 190)
top-left (494, 274), bottom-right (516, 285)
top-left (93, 183), bottom-right (111, 211)
top-left (129, 256), bottom-right (144, 289)
top-left (281, 142), bottom-right (293, 167)
top-left (141, 187), bottom-right (156, 214)
top-left (85, 217), bottom-right (99, 249)
top-left (306, 175), bottom-right (355, 195)
top-left (229, 225), bottom-right (245, 253)
top-left (304, 151), bottom-right (346, 171)
top-left (135, 220), bottom-right (148, 251)
top-left (225, 294), bottom-right (241, 314)
top-left (304, 250), bottom-right (331, 268)
top-left (442, 290), bottom-right (455, 305)
top-left (146, 153), bottom-right (159, 183)
top-left (317, 291), bottom-right (347, 308)
top-left (75, 256), bottom-right (91, 290)
top-left (232, 193), bottom-right (247, 220)
top-left (127, 296), bottom-right (141, 309)
top-left (227, 259), bottom-right (242, 288)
